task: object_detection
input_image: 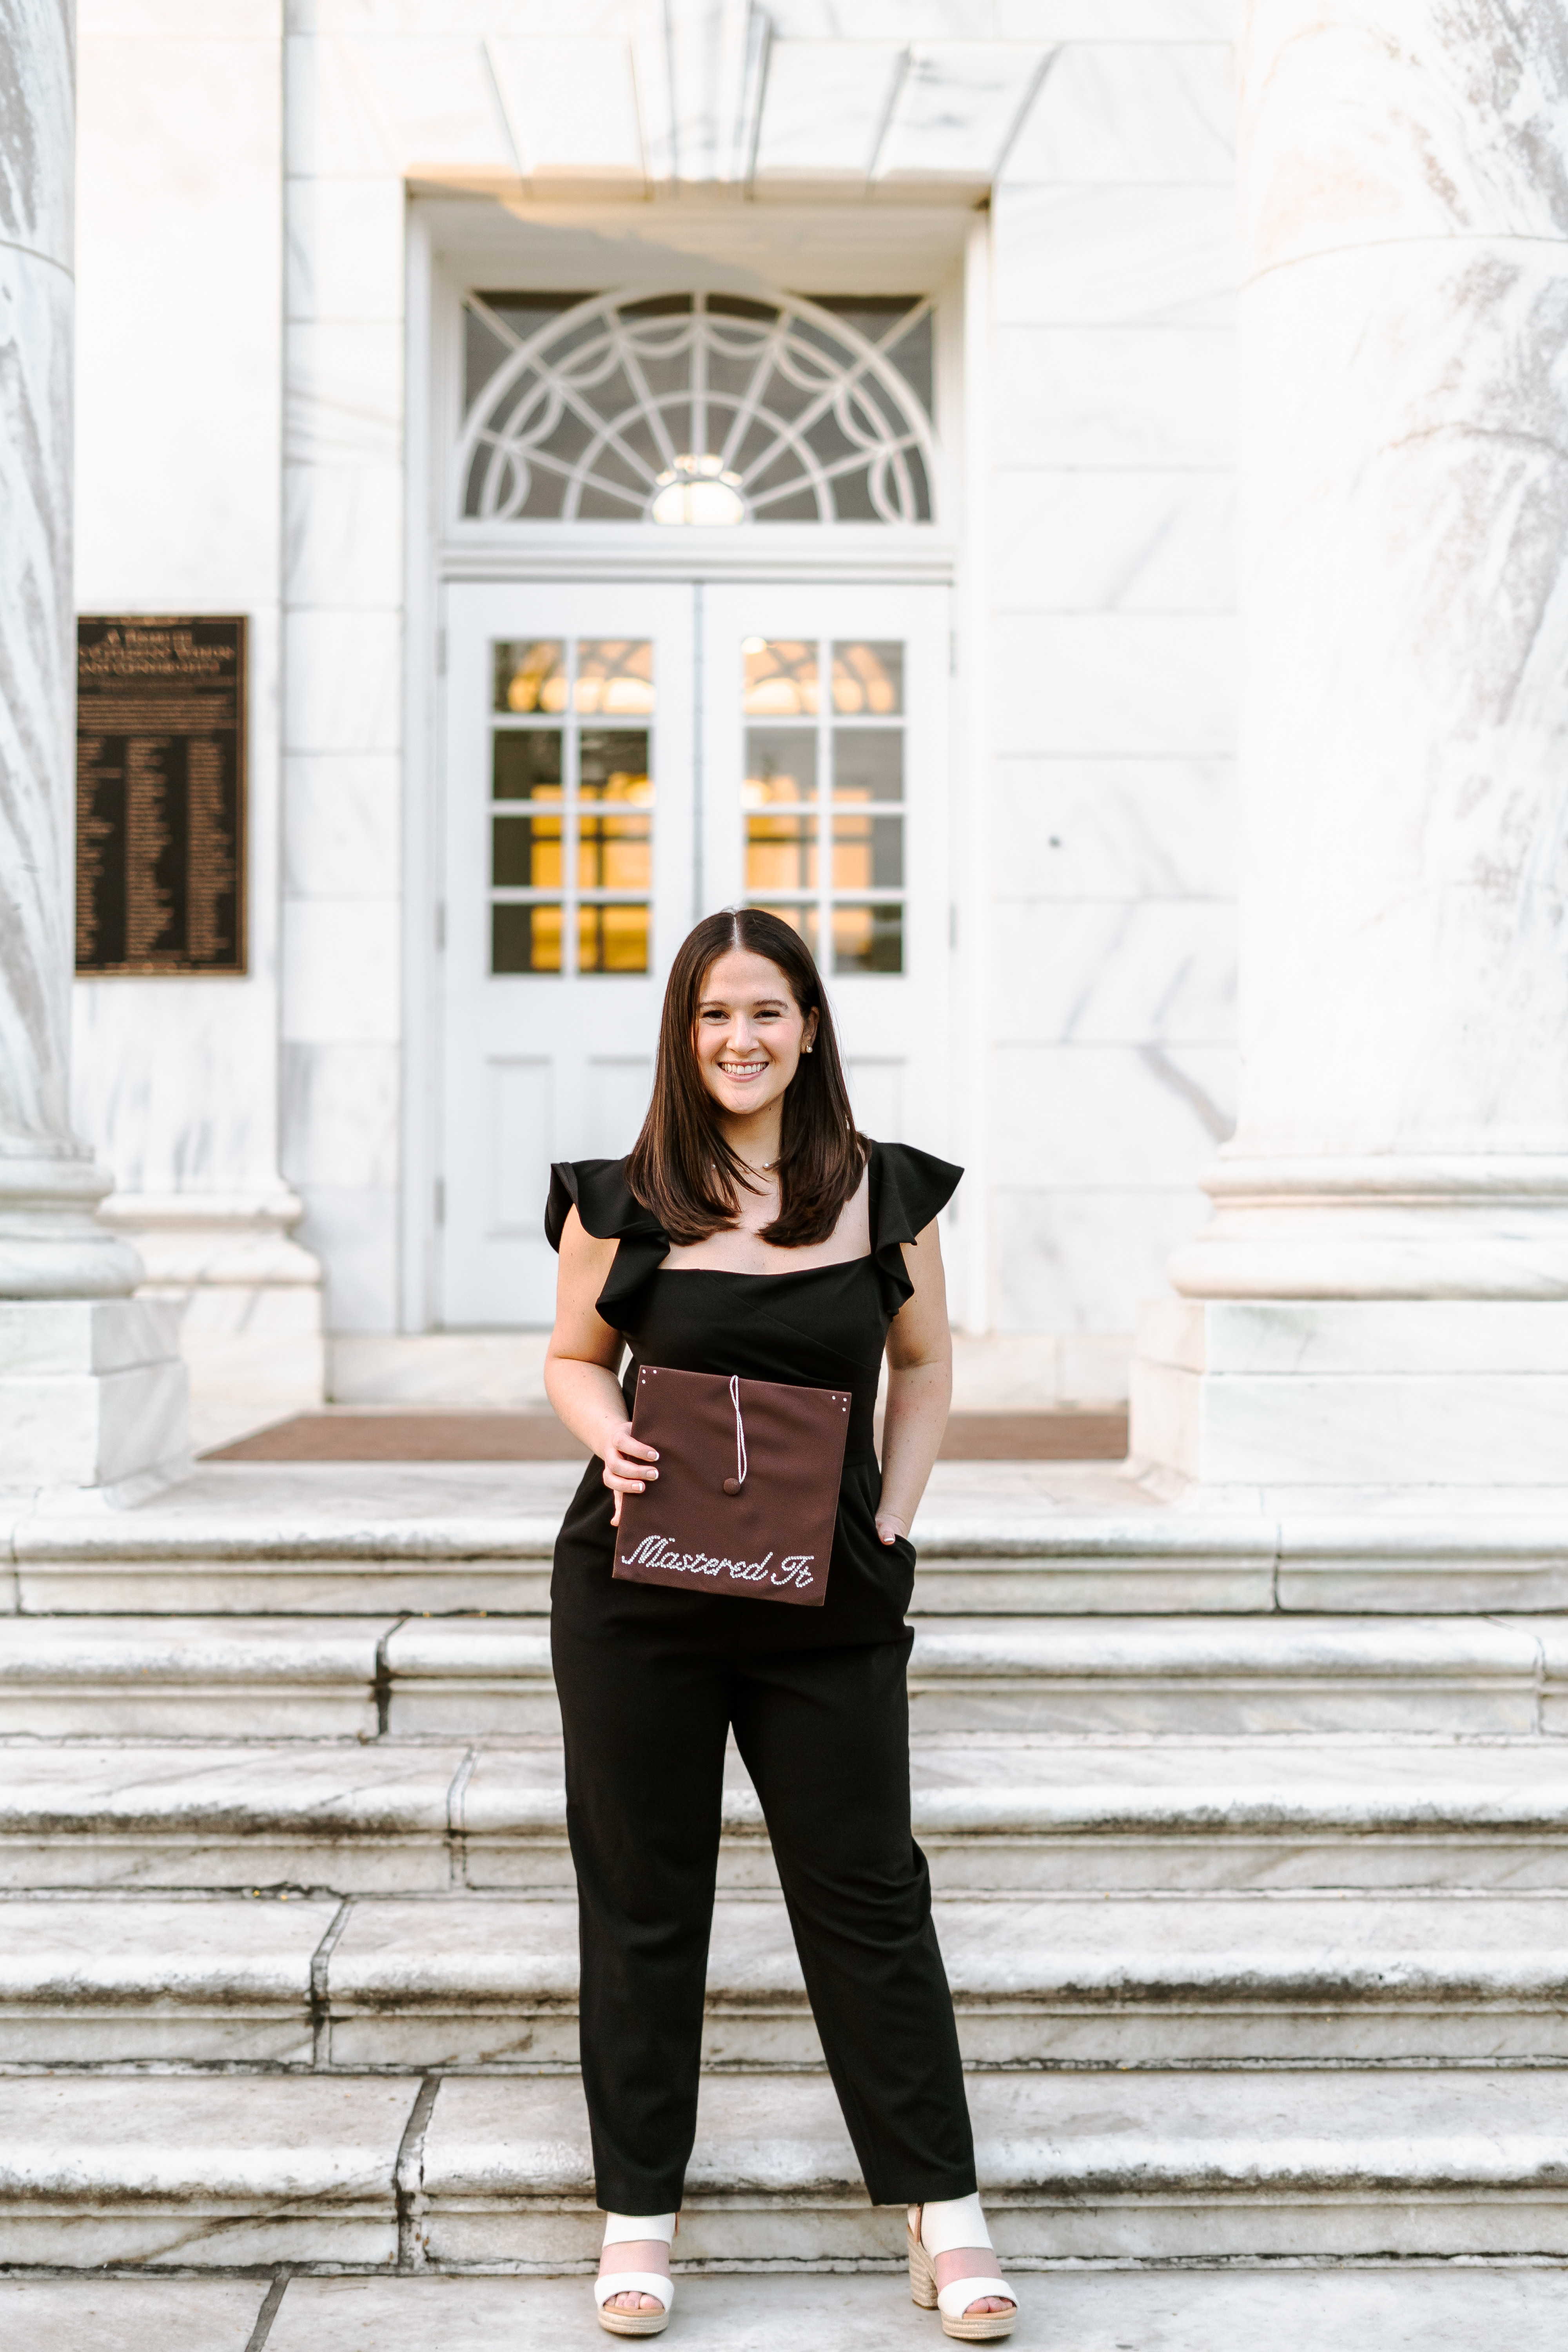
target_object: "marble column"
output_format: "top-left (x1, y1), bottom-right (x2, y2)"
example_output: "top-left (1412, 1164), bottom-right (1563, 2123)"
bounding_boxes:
top-left (1132, 0), bottom-right (1568, 1490)
top-left (0, 0), bottom-right (187, 1488)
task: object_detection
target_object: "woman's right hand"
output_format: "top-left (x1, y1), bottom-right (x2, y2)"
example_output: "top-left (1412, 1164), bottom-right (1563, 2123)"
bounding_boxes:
top-left (601, 1421), bottom-right (659, 1526)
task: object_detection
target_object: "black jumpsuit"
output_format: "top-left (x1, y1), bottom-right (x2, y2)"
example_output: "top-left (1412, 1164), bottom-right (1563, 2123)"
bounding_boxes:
top-left (547, 1141), bottom-right (978, 2216)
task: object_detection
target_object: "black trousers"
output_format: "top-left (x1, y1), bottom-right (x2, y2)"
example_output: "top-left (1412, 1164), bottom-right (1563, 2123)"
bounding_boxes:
top-left (552, 1611), bottom-right (978, 2213)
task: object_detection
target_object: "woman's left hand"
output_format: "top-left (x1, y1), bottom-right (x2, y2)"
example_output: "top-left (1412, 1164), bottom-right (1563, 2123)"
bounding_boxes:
top-left (875, 1510), bottom-right (910, 1548)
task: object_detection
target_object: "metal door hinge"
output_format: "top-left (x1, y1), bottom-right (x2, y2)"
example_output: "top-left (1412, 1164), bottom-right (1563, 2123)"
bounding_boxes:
top-left (434, 1178), bottom-right (446, 1228)
top-left (435, 902), bottom-right (446, 952)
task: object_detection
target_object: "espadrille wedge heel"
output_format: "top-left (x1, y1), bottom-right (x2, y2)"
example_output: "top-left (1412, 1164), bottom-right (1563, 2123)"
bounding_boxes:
top-left (907, 2197), bottom-right (1017, 2342)
top-left (595, 2212), bottom-right (678, 2337)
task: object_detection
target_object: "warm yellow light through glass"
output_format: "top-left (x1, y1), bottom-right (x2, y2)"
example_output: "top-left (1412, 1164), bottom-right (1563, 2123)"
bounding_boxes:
top-left (578, 818), bottom-right (652, 891)
top-left (831, 901), bottom-right (902, 973)
top-left (742, 639), bottom-right (819, 717)
top-left (746, 814), bottom-right (817, 893)
top-left (579, 902), bottom-right (650, 973)
top-left (492, 901), bottom-right (563, 974)
top-left (494, 641), bottom-right (566, 715)
top-left (493, 813), bottom-right (562, 889)
top-left (748, 900), bottom-right (819, 956)
top-left (831, 640), bottom-right (904, 716)
top-left (576, 641), bottom-right (655, 716)
top-left (832, 813), bottom-right (903, 891)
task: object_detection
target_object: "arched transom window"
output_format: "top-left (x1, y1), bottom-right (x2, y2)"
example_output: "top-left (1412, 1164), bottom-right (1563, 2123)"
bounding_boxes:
top-left (458, 289), bottom-right (936, 527)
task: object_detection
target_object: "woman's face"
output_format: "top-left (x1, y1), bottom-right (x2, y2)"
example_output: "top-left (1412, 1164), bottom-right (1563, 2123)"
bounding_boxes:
top-left (694, 948), bottom-right (818, 1122)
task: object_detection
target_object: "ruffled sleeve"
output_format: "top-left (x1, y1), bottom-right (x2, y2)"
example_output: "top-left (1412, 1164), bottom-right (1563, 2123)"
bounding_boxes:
top-left (869, 1140), bottom-right (962, 1315)
top-left (546, 1158), bottom-right (670, 1327)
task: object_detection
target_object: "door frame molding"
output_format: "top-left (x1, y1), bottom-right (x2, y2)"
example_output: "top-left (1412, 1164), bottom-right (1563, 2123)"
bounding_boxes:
top-left (402, 204), bottom-right (989, 1336)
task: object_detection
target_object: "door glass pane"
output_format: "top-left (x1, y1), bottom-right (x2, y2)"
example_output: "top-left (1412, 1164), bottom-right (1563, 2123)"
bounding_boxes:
top-left (833, 902), bottom-right (902, 974)
top-left (744, 728), bottom-right (816, 805)
top-left (494, 813), bottom-right (562, 889)
top-left (579, 902), bottom-right (650, 974)
top-left (493, 901), bottom-right (563, 973)
top-left (832, 813), bottom-right (903, 891)
top-left (832, 730), bottom-right (901, 803)
top-left (742, 637), bottom-right (907, 975)
top-left (488, 641), bottom-right (654, 977)
top-left (578, 816), bottom-right (651, 891)
top-left (494, 730), bottom-right (563, 799)
top-left (495, 640), bottom-right (566, 713)
top-left (832, 640), bottom-right (903, 715)
top-left (579, 730), bottom-right (651, 802)
top-left (743, 638), bottom-right (819, 716)
top-left (746, 813), bottom-right (818, 893)
top-left (575, 641), bottom-right (655, 715)
top-left (753, 901), bottom-right (819, 957)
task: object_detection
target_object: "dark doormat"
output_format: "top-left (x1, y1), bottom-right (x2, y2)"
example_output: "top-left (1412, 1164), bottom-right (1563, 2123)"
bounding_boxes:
top-left (204, 1409), bottom-right (1128, 1465)
top-left (939, 1412), bottom-right (1127, 1461)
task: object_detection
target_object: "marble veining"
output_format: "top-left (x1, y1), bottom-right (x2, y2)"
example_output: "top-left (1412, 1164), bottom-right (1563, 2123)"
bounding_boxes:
top-left (1149, 3), bottom-right (1568, 1378)
top-left (0, 3), bottom-right (147, 1306)
top-left (1005, 38), bottom-right (1236, 186)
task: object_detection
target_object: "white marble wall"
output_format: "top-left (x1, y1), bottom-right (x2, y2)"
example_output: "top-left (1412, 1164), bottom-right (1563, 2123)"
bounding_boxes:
top-left (988, 23), bottom-right (1239, 1343)
top-left (280, 19), bottom-right (421, 1334)
top-left (73, 3), bottom-right (287, 1210)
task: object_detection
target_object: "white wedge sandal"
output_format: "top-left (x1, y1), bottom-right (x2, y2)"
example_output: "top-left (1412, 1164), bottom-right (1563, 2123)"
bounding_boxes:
top-left (594, 2211), bottom-right (678, 2338)
top-left (907, 2195), bottom-right (1017, 2342)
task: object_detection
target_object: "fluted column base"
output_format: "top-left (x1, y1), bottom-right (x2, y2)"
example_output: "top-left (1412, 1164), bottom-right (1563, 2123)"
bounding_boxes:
top-left (1132, 1297), bottom-right (1568, 1495)
top-left (0, 1151), bottom-right (146, 1300)
top-left (0, 1300), bottom-right (190, 1496)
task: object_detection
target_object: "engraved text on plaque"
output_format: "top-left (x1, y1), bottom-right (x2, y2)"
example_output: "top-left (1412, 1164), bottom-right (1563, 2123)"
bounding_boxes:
top-left (76, 616), bottom-right (246, 975)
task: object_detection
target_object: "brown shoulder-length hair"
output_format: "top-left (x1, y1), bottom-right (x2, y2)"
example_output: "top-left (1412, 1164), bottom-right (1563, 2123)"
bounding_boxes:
top-left (626, 908), bottom-right (866, 1247)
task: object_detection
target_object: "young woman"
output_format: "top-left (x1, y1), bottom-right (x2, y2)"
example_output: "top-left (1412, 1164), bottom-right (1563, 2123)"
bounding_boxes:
top-left (545, 907), bottom-right (1016, 2342)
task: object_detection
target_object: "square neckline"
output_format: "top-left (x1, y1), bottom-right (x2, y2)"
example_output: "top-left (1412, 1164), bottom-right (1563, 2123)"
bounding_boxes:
top-left (655, 1254), bottom-right (876, 1279)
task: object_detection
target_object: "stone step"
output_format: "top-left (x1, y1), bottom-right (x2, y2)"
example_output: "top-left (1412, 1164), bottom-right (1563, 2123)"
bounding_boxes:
top-left (3, 2066), bottom-right (1568, 2267)
top-left (5, 1613), bottom-right (1565, 1739)
top-left (0, 1617), bottom-right (384, 1737)
top-left (388, 1613), bottom-right (1568, 1738)
top-left (6, 1887), bottom-right (1568, 2070)
top-left (7, 2267), bottom-right (1568, 2352)
top-left (10, 1461), bottom-right (1568, 1617)
top-left (10, 1736), bottom-right (1568, 1895)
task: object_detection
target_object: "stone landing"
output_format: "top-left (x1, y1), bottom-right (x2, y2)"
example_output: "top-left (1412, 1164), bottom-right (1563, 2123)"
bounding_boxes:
top-left (5, 2267), bottom-right (1566, 2351)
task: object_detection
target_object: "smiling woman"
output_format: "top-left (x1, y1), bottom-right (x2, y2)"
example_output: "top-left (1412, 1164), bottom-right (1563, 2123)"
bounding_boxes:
top-left (625, 909), bottom-right (860, 1249)
top-left (540, 908), bottom-right (1016, 2342)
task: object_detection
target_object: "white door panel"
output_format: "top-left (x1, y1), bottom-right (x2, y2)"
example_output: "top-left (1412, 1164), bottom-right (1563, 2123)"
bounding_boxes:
top-left (438, 578), bottom-right (951, 1327)
top-left (440, 583), bottom-right (693, 1326)
top-left (700, 583), bottom-right (951, 1156)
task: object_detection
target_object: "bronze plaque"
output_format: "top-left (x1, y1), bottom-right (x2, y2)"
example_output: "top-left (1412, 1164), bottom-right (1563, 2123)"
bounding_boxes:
top-left (75, 616), bottom-right (246, 974)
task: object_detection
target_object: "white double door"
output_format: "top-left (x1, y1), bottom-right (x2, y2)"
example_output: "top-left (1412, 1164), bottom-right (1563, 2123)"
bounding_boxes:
top-left (438, 576), bottom-right (951, 1327)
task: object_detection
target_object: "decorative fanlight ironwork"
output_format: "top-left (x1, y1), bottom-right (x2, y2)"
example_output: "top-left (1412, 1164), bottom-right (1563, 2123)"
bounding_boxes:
top-left (458, 289), bottom-right (936, 527)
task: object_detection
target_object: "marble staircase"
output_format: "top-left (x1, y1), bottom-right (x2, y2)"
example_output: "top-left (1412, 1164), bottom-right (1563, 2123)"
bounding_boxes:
top-left (3, 1460), bottom-right (1568, 2292)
